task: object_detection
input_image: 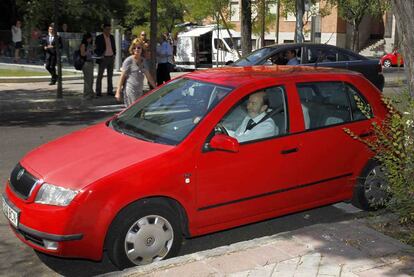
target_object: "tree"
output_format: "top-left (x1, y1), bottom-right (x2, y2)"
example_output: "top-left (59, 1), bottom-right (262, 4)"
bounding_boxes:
top-left (333, 0), bottom-right (389, 51)
top-left (391, 0), bottom-right (414, 96)
top-left (16, 0), bottom-right (128, 31)
top-left (241, 0), bottom-right (252, 55)
top-left (125, 0), bottom-right (185, 34)
top-left (295, 0), bottom-right (305, 43)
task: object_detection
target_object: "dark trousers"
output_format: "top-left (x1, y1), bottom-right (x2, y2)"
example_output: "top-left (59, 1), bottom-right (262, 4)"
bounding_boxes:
top-left (96, 56), bottom-right (114, 95)
top-left (45, 54), bottom-right (57, 81)
top-left (156, 63), bottom-right (171, 86)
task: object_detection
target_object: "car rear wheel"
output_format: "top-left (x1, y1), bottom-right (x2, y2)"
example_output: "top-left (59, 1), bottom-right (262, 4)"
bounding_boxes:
top-left (106, 200), bottom-right (183, 269)
top-left (383, 59), bottom-right (392, 68)
top-left (352, 161), bottom-right (389, 211)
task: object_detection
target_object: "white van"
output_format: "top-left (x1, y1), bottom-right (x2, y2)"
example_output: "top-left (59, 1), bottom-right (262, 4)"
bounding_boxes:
top-left (175, 26), bottom-right (241, 70)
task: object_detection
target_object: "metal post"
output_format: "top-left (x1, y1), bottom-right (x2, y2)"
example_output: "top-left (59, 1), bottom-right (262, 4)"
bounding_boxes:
top-left (115, 28), bottom-right (121, 71)
top-left (54, 0), bottom-right (62, 98)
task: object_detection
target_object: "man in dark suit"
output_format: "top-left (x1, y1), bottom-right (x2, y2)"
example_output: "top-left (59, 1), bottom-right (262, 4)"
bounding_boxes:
top-left (42, 24), bottom-right (61, 85)
top-left (95, 23), bottom-right (116, 96)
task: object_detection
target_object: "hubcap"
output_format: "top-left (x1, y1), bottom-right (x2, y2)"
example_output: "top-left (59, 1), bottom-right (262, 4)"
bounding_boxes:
top-left (124, 215), bottom-right (174, 265)
top-left (383, 60), bottom-right (391, 67)
top-left (363, 165), bottom-right (389, 206)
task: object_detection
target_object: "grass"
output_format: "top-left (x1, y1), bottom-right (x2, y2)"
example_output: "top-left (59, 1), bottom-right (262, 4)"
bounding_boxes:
top-left (0, 68), bottom-right (77, 77)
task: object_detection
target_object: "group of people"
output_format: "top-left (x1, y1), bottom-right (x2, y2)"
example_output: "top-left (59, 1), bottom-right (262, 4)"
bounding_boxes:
top-left (78, 24), bottom-right (174, 106)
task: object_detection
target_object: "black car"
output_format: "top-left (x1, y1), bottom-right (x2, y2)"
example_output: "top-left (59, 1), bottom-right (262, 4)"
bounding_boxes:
top-left (232, 43), bottom-right (384, 91)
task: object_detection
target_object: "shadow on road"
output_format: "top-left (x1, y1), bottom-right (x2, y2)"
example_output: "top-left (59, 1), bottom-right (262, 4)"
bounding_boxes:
top-left (33, 204), bottom-right (367, 276)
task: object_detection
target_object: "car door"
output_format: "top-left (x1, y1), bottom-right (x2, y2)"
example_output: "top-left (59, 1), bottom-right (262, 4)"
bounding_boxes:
top-left (304, 45), bottom-right (344, 68)
top-left (194, 85), bottom-right (303, 228)
top-left (294, 80), bottom-right (374, 201)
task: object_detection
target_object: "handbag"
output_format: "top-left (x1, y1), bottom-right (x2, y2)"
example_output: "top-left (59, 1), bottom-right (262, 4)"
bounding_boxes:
top-left (73, 49), bottom-right (85, 70)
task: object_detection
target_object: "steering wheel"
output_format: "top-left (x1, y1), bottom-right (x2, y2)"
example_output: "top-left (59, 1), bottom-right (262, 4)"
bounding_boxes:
top-left (214, 123), bottom-right (229, 136)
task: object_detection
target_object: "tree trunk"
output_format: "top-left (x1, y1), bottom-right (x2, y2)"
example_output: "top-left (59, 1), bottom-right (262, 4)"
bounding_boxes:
top-left (150, 0), bottom-right (157, 82)
top-left (352, 24), bottom-right (359, 52)
top-left (241, 0), bottom-right (252, 56)
top-left (260, 0), bottom-right (266, 47)
top-left (295, 0), bottom-right (305, 43)
top-left (391, 0), bottom-right (414, 96)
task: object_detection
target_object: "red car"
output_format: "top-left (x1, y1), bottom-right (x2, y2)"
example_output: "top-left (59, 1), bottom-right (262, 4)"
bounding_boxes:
top-left (381, 49), bottom-right (404, 67)
top-left (2, 66), bottom-right (389, 269)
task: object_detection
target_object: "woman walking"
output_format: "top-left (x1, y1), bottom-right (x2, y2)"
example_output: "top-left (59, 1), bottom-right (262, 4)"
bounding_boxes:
top-left (115, 39), bottom-right (156, 107)
top-left (80, 32), bottom-right (95, 99)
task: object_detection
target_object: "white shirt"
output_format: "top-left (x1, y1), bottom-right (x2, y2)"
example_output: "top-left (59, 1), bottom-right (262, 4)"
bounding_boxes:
top-left (156, 41), bottom-right (173, 63)
top-left (11, 25), bottom-right (22, 43)
top-left (227, 112), bottom-right (278, 143)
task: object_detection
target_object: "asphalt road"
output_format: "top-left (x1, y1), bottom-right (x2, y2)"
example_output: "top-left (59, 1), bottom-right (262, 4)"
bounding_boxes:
top-left (0, 104), bottom-right (370, 277)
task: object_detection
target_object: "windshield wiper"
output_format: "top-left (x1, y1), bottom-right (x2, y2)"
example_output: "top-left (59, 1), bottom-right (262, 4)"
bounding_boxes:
top-left (110, 118), bottom-right (154, 142)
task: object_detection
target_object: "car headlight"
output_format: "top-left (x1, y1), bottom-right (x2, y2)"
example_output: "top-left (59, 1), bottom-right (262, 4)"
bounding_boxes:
top-left (35, 183), bottom-right (78, 206)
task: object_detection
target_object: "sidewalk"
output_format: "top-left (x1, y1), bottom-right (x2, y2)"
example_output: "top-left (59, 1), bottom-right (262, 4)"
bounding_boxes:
top-left (0, 72), bottom-right (188, 113)
top-left (106, 215), bottom-right (413, 277)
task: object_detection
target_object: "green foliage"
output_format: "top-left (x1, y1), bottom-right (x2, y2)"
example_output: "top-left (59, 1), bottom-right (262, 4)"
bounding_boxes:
top-left (345, 91), bottom-right (414, 242)
top-left (125, 0), bottom-right (185, 34)
top-left (17, 0), bottom-right (128, 31)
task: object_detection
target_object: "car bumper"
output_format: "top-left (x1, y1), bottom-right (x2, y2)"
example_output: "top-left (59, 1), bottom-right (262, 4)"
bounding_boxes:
top-left (3, 183), bottom-right (103, 261)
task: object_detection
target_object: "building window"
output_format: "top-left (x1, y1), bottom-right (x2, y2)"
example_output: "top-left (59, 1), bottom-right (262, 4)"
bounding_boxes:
top-left (230, 1), bottom-right (240, 21)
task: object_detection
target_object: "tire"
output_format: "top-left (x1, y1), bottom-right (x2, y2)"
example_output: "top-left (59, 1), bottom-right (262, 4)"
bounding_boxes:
top-left (106, 199), bottom-right (183, 269)
top-left (383, 59), bottom-right (392, 68)
top-left (352, 160), bottom-right (389, 211)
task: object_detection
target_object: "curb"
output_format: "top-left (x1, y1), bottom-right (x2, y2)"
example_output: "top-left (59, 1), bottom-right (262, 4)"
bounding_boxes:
top-left (102, 216), bottom-right (414, 277)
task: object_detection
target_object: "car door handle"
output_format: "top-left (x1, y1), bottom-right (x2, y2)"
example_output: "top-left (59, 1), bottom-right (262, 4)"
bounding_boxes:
top-left (359, 131), bottom-right (373, 138)
top-left (281, 148), bottom-right (299, 155)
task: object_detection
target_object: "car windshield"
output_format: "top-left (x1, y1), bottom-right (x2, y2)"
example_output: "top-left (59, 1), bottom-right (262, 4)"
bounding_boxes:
top-left (109, 78), bottom-right (233, 145)
top-left (233, 47), bottom-right (274, 66)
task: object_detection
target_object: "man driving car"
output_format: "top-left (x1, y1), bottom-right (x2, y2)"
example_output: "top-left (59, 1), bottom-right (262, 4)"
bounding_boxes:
top-left (225, 91), bottom-right (277, 143)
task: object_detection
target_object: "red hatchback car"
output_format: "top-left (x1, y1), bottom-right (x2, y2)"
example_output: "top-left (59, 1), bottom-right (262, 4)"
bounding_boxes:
top-left (2, 66), bottom-right (389, 269)
top-left (380, 49), bottom-right (404, 67)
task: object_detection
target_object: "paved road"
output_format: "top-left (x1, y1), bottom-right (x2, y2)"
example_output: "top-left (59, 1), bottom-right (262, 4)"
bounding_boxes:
top-left (0, 105), bottom-right (368, 277)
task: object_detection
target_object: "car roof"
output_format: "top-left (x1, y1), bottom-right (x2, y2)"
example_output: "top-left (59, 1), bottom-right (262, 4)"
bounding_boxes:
top-left (184, 65), bottom-right (363, 88)
top-left (260, 43), bottom-right (366, 59)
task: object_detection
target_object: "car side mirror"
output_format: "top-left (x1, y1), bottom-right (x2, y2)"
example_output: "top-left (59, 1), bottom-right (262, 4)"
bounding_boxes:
top-left (209, 134), bottom-right (239, 153)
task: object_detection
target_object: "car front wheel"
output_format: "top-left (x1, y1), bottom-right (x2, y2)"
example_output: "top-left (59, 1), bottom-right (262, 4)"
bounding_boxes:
top-left (106, 200), bottom-right (183, 269)
top-left (352, 161), bottom-right (389, 211)
top-left (383, 59), bottom-right (392, 68)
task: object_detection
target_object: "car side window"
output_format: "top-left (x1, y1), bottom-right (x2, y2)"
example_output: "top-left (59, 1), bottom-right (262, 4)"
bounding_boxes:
top-left (268, 47), bottom-right (301, 65)
top-left (346, 84), bottom-right (373, 120)
top-left (216, 86), bottom-right (288, 143)
top-left (307, 47), bottom-right (337, 63)
top-left (297, 82), bottom-right (354, 130)
top-left (337, 50), bottom-right (358, 61)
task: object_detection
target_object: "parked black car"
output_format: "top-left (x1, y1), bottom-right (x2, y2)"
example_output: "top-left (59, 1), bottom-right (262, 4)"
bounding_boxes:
top-left (232, 43), bottom-right (385, 91)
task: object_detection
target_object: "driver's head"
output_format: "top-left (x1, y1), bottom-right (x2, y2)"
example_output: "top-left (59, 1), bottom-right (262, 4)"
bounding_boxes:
top-left (286, 49), bottom-right (297, 59)
top-left (247, 91), bottom-right (268, 118)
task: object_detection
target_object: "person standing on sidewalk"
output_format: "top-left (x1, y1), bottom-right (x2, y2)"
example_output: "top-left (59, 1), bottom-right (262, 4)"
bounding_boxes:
top-left (11, 20), bottom-right (22, 63)
top-left (95, 23), bottom-right (116, 97)
top-left (42, 24), bottom-right (61, 85)
top-left (156, 32), bottom-right (173, 86)
top-left (80, 32), bottom-right (95, 99)
top-left (115, 39), bottom-right (156, 107)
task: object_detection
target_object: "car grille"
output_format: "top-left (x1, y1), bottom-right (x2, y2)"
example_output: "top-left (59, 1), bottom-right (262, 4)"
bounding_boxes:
top-left (9, 163), bottom-right (39, 200)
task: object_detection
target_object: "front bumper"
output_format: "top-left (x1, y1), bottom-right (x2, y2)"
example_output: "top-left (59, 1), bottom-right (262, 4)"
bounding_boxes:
top-left (3, 183), bottom-right (103, 261)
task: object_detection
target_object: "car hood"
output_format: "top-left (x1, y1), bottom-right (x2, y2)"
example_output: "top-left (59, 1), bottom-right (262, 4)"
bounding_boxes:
top-left (21, 123), bottom-right (174, 190)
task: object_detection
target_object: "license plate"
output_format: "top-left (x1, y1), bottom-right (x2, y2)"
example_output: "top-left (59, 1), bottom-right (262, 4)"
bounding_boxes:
top-left (2, 196), bottom-right (19, 227)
